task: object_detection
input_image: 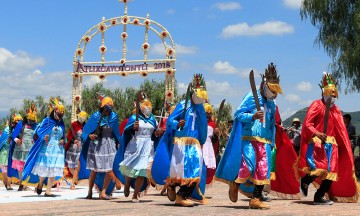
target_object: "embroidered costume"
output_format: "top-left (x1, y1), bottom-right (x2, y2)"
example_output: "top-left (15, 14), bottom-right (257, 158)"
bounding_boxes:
top-left (64, 111), bottom-right (87, 189)
top-left (22, 98), bottom-right (66, 197)
top-left (8, 108), bottom-right (38, 191)
top-left (80, 96), bottom-right (121, 199)
top-left (298, 73), bottom-right (360, 204)
top-left (152, 74), bottom-right (208, 207)
top-left (216, 63), bottom-right (283, 209)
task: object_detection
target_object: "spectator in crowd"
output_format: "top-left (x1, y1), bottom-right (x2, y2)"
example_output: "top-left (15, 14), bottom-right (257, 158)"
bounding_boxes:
top-left (287, 118), bottom-right (302, 155)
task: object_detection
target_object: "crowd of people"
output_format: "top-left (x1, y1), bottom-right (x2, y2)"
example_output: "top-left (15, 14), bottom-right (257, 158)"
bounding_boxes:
top-left (0, 67), bottom-right (359, 210)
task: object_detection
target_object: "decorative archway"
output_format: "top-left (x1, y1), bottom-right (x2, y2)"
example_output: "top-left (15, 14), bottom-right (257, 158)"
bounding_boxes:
top-left (71, 0), bottom-right (176, 121)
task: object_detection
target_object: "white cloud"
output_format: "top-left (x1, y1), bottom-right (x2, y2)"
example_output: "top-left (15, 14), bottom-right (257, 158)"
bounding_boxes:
top-left (83, 76), bottom-right (106, 87)
top-left (0, 48), bottom-right (45, 73)
top-left (213, 2), bottom-right (241, 11)
top-left (206, 80), bottom-right (240, 97)
top-left (151, 43), bottom-right (198, 56)
top-left (0, 48), bottom-right (71, 112)
top-left (211, 61), bottom-right (251, 77)
top-left (296, 81), bottom-right (312, 92)
top-left (284, 93), bottom-right (312, 106)
top-left (283, 0), bottom-right (303, 9)
top-left (221, 21), bottom-right (294, 38)
top-left (177, 82), bottom-right (188, 94)
top-left (166, 9), bottom-right (175, 15)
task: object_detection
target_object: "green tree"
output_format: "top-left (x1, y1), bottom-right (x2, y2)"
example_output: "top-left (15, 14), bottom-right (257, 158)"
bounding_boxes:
top-left (301, 0), bottom-right (360, 92)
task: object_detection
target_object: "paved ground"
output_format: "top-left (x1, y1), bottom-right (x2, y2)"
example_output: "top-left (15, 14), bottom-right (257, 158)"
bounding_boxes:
top-left (0, 180), bottom-right (359, 216)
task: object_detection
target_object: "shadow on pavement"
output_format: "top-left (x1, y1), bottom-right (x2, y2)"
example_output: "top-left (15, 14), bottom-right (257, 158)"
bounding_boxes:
top-left (292, 200), bottom-right (314, 205)
top-left (213, 205), bottom-right (250, 209)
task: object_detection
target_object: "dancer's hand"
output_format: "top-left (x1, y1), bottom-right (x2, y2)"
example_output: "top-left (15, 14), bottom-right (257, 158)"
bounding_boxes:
top-left (134, 121), bottom-right (139, 131)
top-left (44, 135), bottom-right (49, 142)
top-left (74, 139), bottom-right (81, 147)
top-left (315, 131), bottom-right (327, 142)
top-left (89, 134), bottom-right (97, 141)
top-left (178, 120), bottom-right (185, 128)
top-left (252, 111), bottom-right (264, 120)
top-left (59, 139), bottom-right (64, 145)
top-left (155, 128), bottom-right (164, 137)
top-left (15, 138), bottom-right (22, 146)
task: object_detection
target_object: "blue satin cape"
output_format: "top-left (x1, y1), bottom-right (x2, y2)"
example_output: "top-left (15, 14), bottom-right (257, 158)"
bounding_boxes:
top-left (22, 117), bottom-right (65, 185)
top-left (151, 100), bottom-right (208, 200)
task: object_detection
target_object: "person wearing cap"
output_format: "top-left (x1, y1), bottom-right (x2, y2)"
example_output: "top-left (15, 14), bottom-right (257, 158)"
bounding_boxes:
top-left (117, 95), bottom-right (164, 203)
top-left (152, 74), bottom-right (208, 207)
top-left (216, 63), bottom-right (283, 210)
top-left (22, 98), bottom-right (66, 197)
top-left (298, 72), bottom-right (360, 205)
top-left (80, 96), bottom-right (121, 200)
top-left (65, 111), bottom-right (88, 190)
top-left (8, 105), bottom-right (38, 191)
top-left (287, 117), bottom-right (302, 155)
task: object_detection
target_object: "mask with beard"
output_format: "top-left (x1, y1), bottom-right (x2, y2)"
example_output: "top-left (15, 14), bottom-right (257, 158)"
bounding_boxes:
top-left (263, 83), bottom-right (276, 100)
top-left (78, 116), bottom-right (86, 123)
top-left (323, 95), bottom-right (336, 107)
top-left (54, 110), bottom-right (64, 121)
top-left (192, 93), bottom-right (206, 105)
top-left (141, 106), bottom-right (152, 118)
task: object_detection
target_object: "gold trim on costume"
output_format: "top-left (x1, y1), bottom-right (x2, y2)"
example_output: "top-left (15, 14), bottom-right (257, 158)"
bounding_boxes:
top-left (301, 167), bottom-right (338, 181)
top-left (270, 172), bottom-right (276, 181)
top-left (173, 137), bottom-right (200, 146)
top-left (234, 176), bottom-right (270, 185)
top-left (310, 136), bottom-right (337, 146)
top-left (166, 177), bottom-right (200, 186)
top-left (242, 136), bottom-right (271, 144)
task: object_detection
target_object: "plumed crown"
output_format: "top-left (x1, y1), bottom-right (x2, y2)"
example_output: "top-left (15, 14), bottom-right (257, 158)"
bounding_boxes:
top-left (13, 113), bottom-right (23, 122)
top-left (261, 63), bottom-right (282, 94)
top-left (319, 72), bottom-right (338, 98)
top-left (26, 103), bottom-right (37, 122)
top-left (192, 74), bottom-right (206, 90)
top-left (319, 72), bottom-right (337, 88)
top-left (262, 63), bottom-right (280, 84)
top-left (49, 97), bottom-right (65, 114)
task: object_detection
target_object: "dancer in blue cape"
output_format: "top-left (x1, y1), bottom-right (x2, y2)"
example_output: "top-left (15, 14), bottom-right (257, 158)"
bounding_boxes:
top-left (80, 96), bottom-right (121, 200)
top-left (8, 106), bottom-right (38, 191)
top-left (0, 119), bottom-right (14, 190)
top-left (152, 74), bottom-right (208, 207)
top-left (22, 98), bottom-right (66, 197)
top-left (114, 94), bottom-right (163, 203)
top-left (216, 63), bottom-right (283, 210)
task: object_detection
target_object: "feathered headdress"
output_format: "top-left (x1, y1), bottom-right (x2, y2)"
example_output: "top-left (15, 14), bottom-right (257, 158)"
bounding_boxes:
top-left (192, 74), bottom-right (208, 101)
top-left (49, 97), bottom-right (65, 114)
top-left (98, 92), bottom-right (113, 108)
top-left (261, 63), bottom-right (282, 94)
top-left (165, 99), bottom-right (175, 114)
top-left (26, 103), bottom-right (37, 122)
top-left (319, 72), bottom-right (338, 98)
top-left (140, 92), bottom-right (152, 108)
top-left (13, 113), bottom-right (23, 122)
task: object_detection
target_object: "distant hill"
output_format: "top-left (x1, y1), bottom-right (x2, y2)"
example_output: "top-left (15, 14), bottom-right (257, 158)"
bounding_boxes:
top-left (283, 108), bottom-right (360, 136)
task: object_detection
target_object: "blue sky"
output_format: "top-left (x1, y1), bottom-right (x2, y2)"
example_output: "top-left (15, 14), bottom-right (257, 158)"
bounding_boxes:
top-left (0, 0), bottom-right (359, 119)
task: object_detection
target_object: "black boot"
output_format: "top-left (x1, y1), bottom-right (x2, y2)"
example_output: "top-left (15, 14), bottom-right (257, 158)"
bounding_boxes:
top-left (300, 174), bottom-right (316, 197)
top-left (313, 180), bottom-right (333, 205)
